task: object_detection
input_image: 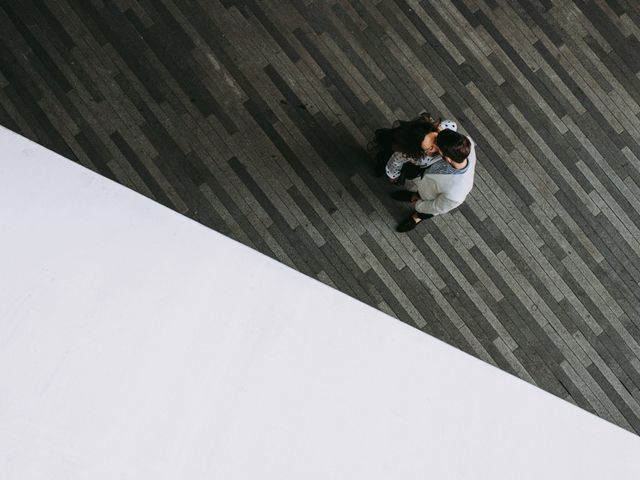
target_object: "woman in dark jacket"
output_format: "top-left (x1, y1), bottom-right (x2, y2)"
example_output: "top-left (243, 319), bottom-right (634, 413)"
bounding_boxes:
top-left (371, 113), bottom-right (457, 184)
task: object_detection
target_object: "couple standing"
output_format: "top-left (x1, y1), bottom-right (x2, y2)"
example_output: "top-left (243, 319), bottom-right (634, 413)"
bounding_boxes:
top-left (373, 113), bottom-right (476, 232)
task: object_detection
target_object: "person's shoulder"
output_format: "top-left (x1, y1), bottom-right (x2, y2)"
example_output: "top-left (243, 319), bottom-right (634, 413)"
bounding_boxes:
top-left (440, 119), bottom-right (458, 132)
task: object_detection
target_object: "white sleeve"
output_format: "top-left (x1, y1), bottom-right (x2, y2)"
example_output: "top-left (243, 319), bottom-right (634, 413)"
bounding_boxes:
top-left (415, 195), bottom-right (461, 215)
top-left (439, 119), bottom-right (458, 132)
top-left (385, 152), bottom-right (409, 180)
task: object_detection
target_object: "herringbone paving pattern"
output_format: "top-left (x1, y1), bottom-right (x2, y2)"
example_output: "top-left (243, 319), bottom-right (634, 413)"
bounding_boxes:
top-left (2, 0), bottom-right (640, 433)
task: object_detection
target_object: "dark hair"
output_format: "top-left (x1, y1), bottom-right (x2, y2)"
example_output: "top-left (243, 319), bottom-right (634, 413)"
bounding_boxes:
top-left (436, 129), bottom-right (471, 163)
top-left (372, 112), bottom-right (441, 160)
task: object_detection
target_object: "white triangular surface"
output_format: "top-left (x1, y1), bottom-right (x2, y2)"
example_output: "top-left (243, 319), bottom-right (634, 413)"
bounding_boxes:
top-left (1, 126), bottom-right (639, 479)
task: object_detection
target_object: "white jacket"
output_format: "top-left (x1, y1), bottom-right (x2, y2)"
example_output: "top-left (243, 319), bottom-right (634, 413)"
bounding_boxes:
top-left (413, 140), bottom-right (476, 215)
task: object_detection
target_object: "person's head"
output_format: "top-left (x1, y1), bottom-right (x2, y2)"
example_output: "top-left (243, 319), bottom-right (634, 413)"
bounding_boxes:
top-left (421, 118), bottom-right (458, 155)
top-left (420, 131), bottom-right (439, 155)
top-left (435, 129), bottom-right (471, 164)
top-left (394, 123), bottom-right (438, 158)
top-left (390, 113), bottom-right (440, 159)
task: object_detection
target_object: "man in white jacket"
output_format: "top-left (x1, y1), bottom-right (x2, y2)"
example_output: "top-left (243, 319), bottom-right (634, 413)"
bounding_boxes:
top-left (391, 129), bottom-right (476, 232)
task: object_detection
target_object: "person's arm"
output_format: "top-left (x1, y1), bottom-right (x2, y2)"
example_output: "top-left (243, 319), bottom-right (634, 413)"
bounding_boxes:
top-left (414, 194), bottom-right (461, 215)
top-left (385, 152), bottom-right (409, 181)
top-left (418, 153), bottom-right (441, 168)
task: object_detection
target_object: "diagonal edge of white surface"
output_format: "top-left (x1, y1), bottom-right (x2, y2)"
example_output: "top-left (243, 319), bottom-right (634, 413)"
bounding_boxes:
top-left (0, 125), bottom-right (638, 479)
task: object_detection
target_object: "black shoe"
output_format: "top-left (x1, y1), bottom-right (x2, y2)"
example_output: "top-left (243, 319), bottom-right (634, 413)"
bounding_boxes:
top-left (396, 216), bottom-right (421, 232)
top-left (390, 190), bottom-right (414, 202)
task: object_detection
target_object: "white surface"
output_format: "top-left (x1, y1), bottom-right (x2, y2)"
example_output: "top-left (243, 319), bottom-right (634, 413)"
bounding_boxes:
top-left (0, 126), bottom-right (639, 479)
